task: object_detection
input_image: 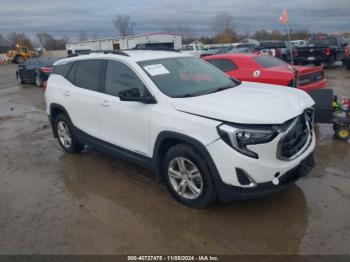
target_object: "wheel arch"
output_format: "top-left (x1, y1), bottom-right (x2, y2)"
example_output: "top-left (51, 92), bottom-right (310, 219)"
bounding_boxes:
top-left (152, 131), bottom-right (221, 185)
top-left (49, 103), bottom-right (72, 137)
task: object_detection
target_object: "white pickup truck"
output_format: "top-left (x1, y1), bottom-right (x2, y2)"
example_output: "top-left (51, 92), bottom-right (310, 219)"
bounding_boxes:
top-left (181, 42), bottom-right (206, 57)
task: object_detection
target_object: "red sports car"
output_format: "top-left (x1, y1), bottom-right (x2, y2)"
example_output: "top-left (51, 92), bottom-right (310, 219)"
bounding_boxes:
top-left (203, 53), bottom-right (326, 92)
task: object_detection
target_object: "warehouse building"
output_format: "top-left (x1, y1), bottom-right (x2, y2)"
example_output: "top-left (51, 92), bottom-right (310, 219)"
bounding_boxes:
top-left (66, 33), bottom-right (182, 55)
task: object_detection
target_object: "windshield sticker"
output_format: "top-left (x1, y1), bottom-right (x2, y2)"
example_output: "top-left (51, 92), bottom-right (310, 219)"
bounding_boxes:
top-left (143, 64), bottom-right (170, 76)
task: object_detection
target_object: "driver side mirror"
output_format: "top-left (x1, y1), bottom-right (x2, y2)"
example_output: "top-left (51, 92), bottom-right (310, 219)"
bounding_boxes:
top-left (118, 88), bottom-right (156, 104)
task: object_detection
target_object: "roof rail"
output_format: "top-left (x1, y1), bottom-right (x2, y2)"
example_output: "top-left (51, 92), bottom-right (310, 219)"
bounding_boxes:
top-left (130, 46), bottom-right (180, 52)
top-left (67, 50), bottom-right (130, 58)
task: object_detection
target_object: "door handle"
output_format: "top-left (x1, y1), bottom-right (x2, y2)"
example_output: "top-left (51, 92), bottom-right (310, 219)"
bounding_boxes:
top-left (63, 90), bottom-right (70, 96)
top-left (100, 100), bottom-right (110, 107)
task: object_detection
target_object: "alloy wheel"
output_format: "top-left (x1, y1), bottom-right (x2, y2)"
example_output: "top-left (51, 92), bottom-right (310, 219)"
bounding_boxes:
top-left (168, 157), bottom-right (203, 200)
top-left (57, 121), bottom-right (72, 148)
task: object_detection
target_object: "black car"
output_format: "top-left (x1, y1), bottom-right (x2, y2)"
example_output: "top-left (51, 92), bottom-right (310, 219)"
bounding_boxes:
top-left (293, 36), bottom-right (348, 68)
top-left (16, 57), bottom-right (59, 87)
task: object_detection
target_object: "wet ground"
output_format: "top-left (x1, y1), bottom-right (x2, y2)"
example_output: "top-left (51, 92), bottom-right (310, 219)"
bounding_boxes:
top-left (0, 64), bottom-right (349, 255)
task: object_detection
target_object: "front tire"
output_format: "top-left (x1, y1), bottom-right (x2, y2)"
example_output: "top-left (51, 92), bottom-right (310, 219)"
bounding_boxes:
top-left (53, 114), bottom-right (84, 153)
top-left (162, 144), bottom-right (216, 208)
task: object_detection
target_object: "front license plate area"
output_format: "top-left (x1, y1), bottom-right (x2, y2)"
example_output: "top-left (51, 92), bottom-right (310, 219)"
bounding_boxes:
top-left (308, 57), bottom-right (315, 61)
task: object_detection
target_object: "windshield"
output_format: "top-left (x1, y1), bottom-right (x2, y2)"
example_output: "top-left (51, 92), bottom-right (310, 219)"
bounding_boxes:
top-left (138, 57), bottom-right (237, 98)
top-left (308, 37), bottom-right (337, 46)
top-left (253, 55), bottom-right (287, 68)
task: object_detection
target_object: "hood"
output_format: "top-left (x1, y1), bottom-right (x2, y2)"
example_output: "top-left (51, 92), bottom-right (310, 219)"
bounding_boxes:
top-left (172, 82), bottom-right (315, 124)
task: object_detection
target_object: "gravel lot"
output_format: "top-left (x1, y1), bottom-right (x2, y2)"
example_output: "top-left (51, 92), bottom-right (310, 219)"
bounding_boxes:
top-left (0, 63), bottom-right (349, 255)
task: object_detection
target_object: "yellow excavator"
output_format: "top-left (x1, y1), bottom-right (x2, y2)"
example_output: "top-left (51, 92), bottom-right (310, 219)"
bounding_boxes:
top-left (7, 45), bottom-right (38, 64)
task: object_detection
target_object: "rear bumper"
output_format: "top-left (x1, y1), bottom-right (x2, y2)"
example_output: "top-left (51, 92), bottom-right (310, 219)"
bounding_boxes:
top-left (299, 78), bottom-right (327, 92)
top-left (294, 56), bottom-right (331, 64)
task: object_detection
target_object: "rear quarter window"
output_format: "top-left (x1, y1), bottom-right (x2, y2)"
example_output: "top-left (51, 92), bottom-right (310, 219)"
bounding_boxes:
top-left (52, 62), bottom-right (73, 77)
top-left (74, 59), bottom-right (104, 91)
top-left (206, 59), bottom-right (237, 72)
top-left (253, 55), bottom-right (287, 68)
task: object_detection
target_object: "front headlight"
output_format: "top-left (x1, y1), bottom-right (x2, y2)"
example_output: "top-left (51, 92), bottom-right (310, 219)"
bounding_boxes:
top-left (217, 124), bottom-right (278, 159)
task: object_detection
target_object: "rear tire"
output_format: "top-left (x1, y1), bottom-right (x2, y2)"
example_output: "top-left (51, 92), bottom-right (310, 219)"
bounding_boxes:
top-left (53, 114), bottom-right (84, 153)
top-left (162, 144), bottom-right (216, 208)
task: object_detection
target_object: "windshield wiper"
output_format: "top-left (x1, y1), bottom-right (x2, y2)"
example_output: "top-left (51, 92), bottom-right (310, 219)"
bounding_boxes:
top-left (174, 93), bottom-right (195, 98)
top-left (207, 85), bottom-right (234, 94)
top-left (174, 85), bottom-right (235, 98)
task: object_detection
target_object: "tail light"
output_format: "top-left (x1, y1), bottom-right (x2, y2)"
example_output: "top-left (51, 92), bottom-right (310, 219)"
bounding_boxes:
top-left (326, 47), bottom-right (331, 56)
top-left (40, 67), bottom-right (53, 73)
top-left (345, 48), bottom-right (349, 56)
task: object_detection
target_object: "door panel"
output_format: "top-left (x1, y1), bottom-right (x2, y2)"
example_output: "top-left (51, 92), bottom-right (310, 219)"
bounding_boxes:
top-left (62, 60), bottom-right (104, 138)
top-left (98, 94), bottom-right (151, 155)
top-left (64, 84), bottom-right (100, 137)
top-left (98, 60), bottom-right (151, 156)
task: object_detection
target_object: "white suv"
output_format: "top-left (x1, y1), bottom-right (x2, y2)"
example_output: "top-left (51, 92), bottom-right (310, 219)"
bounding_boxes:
top-left (45, 50), bottom-right (315, 208)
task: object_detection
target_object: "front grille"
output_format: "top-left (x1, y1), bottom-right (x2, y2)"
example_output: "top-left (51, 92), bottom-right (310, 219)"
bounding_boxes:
top-left (299, 71), bottom-right (324, 86)
top-left (277, 111), bottom-right (313, 160)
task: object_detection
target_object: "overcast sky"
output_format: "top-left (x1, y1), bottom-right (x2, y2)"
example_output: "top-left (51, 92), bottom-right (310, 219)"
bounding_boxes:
top-left (0, 0), bottom-right (349, 39)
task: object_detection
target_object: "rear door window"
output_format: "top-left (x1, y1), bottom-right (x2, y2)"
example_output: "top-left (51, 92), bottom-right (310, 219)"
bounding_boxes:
top-left (74, 59), bottom-right (104, 91)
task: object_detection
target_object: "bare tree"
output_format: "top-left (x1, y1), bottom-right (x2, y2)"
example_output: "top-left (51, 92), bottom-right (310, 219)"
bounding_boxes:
top-left (0, 34), bottom-right (10, 53)
top-left (165, 24), bottom-right (194, 43)
top-left (7, 33), bottom-right (33, 49)
top-left (79, 30), bottom-right (88, 41)
top-left (252, 30), bottom-right (271, 41)
top-left (113, 15), bottom-right (135, 36)
top-left (212, 13), bottom-right (237, 43)
top-left (37, 33), bottom-right (68, 50)
top-left (212, 13), bottom-right (235, 35)
top-left (175, 24), bottom-right (194, 40)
